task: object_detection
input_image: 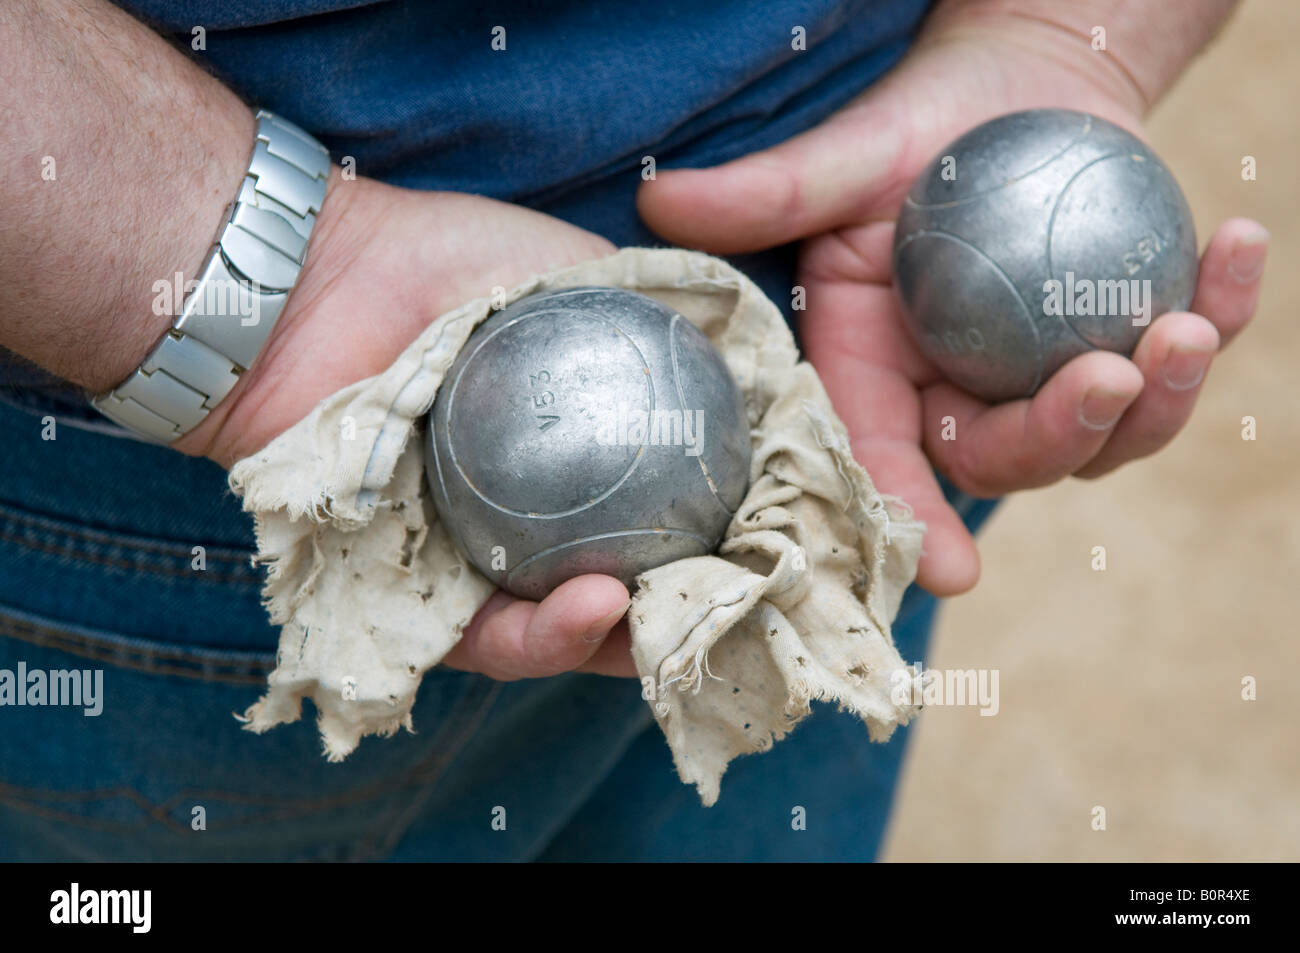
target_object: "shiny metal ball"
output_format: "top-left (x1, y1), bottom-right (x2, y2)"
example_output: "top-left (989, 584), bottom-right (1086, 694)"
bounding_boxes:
top-left (893, 109), bottom-right (1198, 403)
top-left (425, 286), bottom-right (751, 601)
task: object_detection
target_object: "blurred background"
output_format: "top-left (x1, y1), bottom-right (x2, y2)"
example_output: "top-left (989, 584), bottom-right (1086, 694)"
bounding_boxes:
top-left (883, 0), bottom-right (1299, 861)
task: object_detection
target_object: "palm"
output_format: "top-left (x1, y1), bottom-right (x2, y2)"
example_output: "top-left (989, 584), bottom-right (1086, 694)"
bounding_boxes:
top-left (791, 34), bottom-right (1145, 593)
top-left (833, 28), bottom-right (1149, 220)
top-left (797, 220), bottom-right (982, 592)
top-left (779, 35), bottom-right (1253, 595)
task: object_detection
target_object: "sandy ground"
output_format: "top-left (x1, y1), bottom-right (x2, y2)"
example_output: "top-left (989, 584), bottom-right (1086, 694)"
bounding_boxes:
top-left (882, 0), bottom-right (1299, 861)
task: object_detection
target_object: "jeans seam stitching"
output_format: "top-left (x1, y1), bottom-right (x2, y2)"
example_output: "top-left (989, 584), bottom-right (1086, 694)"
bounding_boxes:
top-left (0, 525), bottom-right (258, 585)
top-left (0, 501), bottom-right (255, 563)
top-left (1, 624), bottom-right (274, 683)
top-left (0, 682), bottom-right (499, 837)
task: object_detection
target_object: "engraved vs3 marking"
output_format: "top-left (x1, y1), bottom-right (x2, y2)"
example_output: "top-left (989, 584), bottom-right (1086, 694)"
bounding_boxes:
top-left (528, 368), bottom-right (559, 431)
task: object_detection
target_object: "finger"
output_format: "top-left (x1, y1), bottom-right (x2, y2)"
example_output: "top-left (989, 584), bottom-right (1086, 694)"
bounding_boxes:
top-left (797, 227), bottom-right (937, 387)
top-left (809, 333), bottom-right (981, 594)
top-left (799, 220), bottom-right (899, 289)
top-left (1074, 312), bottom-right (1220, 479)
top-left (1188, 218), bottom-right (1269, 350)
top-left (855, 435), bottom-right (983, 596)
top-left (923, 351), bottom-right (1144, 497)
top-left (798, 256), bottom-right (979, 595)
top-left (575, 620), bottom-right (638, 678)
top-left (443, 574), bottom-right (630, 680)
top-left (636, 104), bottom-right (904, 254)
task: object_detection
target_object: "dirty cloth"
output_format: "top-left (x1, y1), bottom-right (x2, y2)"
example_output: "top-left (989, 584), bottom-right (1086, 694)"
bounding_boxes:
top-left (228, 247), bottom-right (926, 805)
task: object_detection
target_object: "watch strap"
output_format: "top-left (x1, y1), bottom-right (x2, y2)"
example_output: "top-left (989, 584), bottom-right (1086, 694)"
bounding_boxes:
top-left (91, 110), bottom-right (329, 443)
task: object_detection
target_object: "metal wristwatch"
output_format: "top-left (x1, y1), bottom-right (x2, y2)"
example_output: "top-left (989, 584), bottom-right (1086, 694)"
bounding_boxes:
top-left (91, 109), bottom-right (330, 443)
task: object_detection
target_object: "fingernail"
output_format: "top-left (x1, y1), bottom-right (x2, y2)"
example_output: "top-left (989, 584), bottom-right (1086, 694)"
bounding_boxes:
top-left (582, 601), bottom-right (630, 643)
top-left (1227, 229), bottom-right (1269, 284)
top-left (1079, 388), bottom-right (1136, 430)
top-left (1162, 343), bottom-right (1214, 391)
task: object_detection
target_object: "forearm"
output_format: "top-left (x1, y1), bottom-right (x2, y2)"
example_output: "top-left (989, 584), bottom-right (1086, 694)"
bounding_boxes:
top-left (926, 0), bottom-right (1240, 114)
top-left (0, 0), bottom-right (253, 391)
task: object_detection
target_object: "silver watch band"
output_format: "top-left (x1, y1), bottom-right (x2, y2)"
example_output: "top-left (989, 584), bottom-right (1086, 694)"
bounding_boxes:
top-left (91, 109), bottom-right (330, 443)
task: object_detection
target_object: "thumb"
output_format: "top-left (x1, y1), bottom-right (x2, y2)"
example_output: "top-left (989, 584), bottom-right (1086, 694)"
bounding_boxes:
top-left (637, 99), bottom-right (908, 254)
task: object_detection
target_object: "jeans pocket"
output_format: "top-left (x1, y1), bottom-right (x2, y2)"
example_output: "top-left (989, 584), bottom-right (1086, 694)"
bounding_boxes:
top-left (0, 496), bottom-right (273, 654)
top-left (0, 604), bottom-right (500, 861)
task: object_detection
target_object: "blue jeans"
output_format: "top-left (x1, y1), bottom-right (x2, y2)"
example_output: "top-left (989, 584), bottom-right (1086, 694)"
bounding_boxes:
top-left (0, 388), bottom-right (995, 860)
top-left (0, 0), bottom-right (1003, 860)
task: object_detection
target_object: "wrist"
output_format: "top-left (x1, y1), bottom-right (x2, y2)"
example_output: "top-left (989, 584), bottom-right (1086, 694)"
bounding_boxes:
top-left (169, 165), bottom-right (378, 464)
top-left (0, 0), bottom-right (259, 394)
top-left (916, 0), bottom-right (1147, 118)
top-left (95, 112), bottom-right (340, 452)
top-left (55, 113), bottom-right (257, 395)
top-left (925, 0), bottom-right (1236, 116)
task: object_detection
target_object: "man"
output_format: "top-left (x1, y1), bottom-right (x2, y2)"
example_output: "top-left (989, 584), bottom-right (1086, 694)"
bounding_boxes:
top-left (0, 0), bottom-right (1266, 860)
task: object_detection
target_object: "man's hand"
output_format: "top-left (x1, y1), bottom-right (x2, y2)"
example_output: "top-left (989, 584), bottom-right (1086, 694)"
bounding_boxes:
top-left (170, 173), bottom-right (637, 679)
top-left (638, 0), bottom-right (1268, 595)
top-left (175, 173), bottom-right (617, 467)
top-left (2, 0), bottom-right (633, 681)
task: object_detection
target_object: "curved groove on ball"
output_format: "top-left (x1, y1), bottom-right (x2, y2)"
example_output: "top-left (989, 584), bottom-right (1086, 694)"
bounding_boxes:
top-left (903, 113), bottom-right (1092, 211)
top-left (443, 309), bottom-right (655, 518)
top-left (1047, 153), bottom-right (1195, 352)
top-left (504, 527), bottom-right (714, 594)
top-left (668, 312), bottom-right (733, 519)
top-left (895, 229), bottom-right (1045, 400)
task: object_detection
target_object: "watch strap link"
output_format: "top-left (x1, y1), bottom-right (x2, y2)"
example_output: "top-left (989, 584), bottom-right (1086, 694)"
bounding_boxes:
top-left (92, 110), bottom-right (330, 443)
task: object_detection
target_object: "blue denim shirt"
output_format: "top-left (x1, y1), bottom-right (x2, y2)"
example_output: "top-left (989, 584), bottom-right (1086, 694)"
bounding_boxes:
top-left (2, 0), bottom-right (932, 402)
